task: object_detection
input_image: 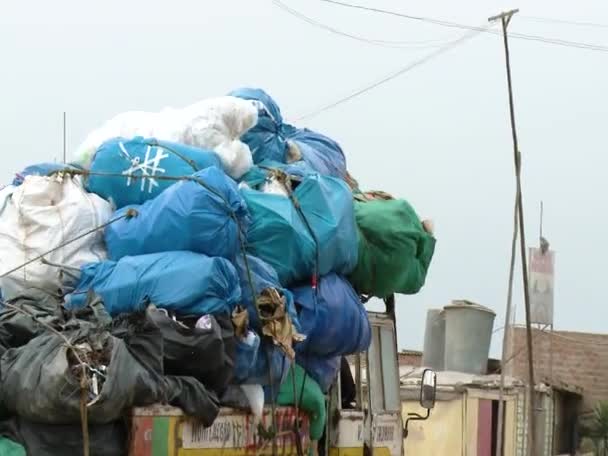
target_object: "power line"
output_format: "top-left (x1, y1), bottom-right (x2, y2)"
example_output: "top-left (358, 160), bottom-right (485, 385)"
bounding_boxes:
top-left (317, 0), bottom-right (608, 53)
top-left (294, 24), bottom-right (489, 121)
top-left (272, 0), bottom-right (460, 49)
top-left (521, 15), bottom-right (608, 30)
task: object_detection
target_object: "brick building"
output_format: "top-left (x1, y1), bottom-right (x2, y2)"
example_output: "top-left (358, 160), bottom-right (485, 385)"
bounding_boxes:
top-left (505, 325), bottom-right (608, 414)
top-left (398, 350), bottom-right (422, 367)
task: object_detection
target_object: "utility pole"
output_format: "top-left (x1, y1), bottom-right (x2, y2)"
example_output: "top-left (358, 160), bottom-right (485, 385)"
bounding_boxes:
top-left (495, 198), bottom-right (518, 456)
top-left (488, 9), bottom-right (538, 456)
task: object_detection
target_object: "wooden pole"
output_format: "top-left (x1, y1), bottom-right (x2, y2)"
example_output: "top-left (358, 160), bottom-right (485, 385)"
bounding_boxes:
top-left (488, 9), bottom-right (538, 456)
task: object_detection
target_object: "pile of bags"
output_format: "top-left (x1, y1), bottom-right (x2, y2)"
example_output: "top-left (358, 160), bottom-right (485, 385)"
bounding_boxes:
top-left (0, 88), bottom-right (436, 453)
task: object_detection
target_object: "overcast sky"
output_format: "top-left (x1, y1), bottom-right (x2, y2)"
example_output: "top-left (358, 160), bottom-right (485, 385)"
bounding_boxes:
top-left (1, 0), bottom-right (607, 356)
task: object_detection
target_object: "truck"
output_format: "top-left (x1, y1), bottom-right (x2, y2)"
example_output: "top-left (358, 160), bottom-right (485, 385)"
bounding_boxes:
top-left (128, 296), bottom-right (437, 456)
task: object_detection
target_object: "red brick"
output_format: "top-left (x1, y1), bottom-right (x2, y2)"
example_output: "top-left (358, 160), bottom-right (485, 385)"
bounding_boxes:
top-left (509, 327), bottom-right (608, 412)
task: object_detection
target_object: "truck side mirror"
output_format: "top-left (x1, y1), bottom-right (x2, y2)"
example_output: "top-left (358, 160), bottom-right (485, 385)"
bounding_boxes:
top-left (420, 369), bottom-right (437, 410)
top-left (404, 369), bottom-right (437, 439)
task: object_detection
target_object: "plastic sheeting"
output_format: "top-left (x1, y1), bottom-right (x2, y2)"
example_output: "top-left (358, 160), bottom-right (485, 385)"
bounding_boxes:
top-left (105, 166), bottom-right (249, 260)
top-left (0, 436), bottom-right (25, 456)
top-left (86, 137), bottom-right (222, 208)
top-left (277, 364), bottom-right (326, 440)
top-left (109, 306), bottom-right (220, 424)
top-left (0, 289), bottom-right (65, 355)
top-left (292, 274), bottom-right (371, 358)
top-left (234, 254), bottom-right (300, 332)
top-left (0, 418), bottom-right (126, 456)
top-left (12, 162), bottom-right (79, 186)
top-left (239, 159), bottom-right (315, 190)
top-left (228, 88), bottom-right (288, 163)
top-left (66, 251), bottom-right (240, 317)
top-left (0, 175), bottom-right (111, 300)
top-left (283, 125), bottom-right (347, 179)
top-left (349, 198), bottom-right (436, 298)
top-left (296, 354), bottom-right (341, 393)
top-left (146, 307), bottom-right (236, 395)
top-left (230, 88), bottom-right (347, 178)
top-left (233, 330), bottom-right (260, 383)
top-left (220, 384), bottom-right (264, 419)
top-left (76, 96), bottom-right (258, 179)
top-left (0, 328), bottom-right (162, 424)
top-left (243, 174), bottom-right (358, 286)
top-left (241, 341), bottom-right (290, 387)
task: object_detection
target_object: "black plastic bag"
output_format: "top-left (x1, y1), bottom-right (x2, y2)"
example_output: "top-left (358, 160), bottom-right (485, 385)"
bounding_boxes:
top-left (0, 416), bottom-right (127, 456)
top-left (0, 298), bottom-right (223, 426)
top-left (0, 325), bottom-right (163, 424)
top-left (220, 385), bottom-right (252, 411)
top-left (110, 308), bottom-right (164, 375)
top-left (164, 376), bottom-right (220, 425)
top-left (147, 307), bottom-right (236, 394)
top-left (0, 289), bottom-right (64, 354)
top-left (110, 306), bottom-right (222, 421)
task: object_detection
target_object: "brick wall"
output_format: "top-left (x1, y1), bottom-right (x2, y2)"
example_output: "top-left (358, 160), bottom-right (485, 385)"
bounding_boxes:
top-left (398, 350), bottom-right (422, 367)
top-left (507, 326), bottom-right (608, 412)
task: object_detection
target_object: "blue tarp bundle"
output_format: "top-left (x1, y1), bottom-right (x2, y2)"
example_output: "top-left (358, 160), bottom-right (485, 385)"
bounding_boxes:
top-left (229, 88), bottom-right (347, 179)
top-left (234, 331), bottom-right (261, 383)
top-left (292, 274), bottom-right (371, 358)
top-left (282, 125), bottom-right (347, 179)
top-left (296, 354), bottom-right (341, 393)
top-left (234, 254), bottom-right (300, 332)
top-left (66, 251), bottom-right (240, 317)
top-left (239, 160), bottom-right (314, 190)
top-left (242, 174), bottom-right (358, 286)
top-left (86, 137), bottom-right (222, 208)
top-left (228, 88), bottom-right (287, 164)
top-left (12, 163), bottom-right (79, 186)
top-left (105, 166), bottom-right (249, 261)
top-left (242, 341), bottom-right (290, 387)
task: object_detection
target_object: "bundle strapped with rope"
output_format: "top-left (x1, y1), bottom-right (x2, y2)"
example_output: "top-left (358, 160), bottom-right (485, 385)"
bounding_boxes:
top-left (263, 168), bottom-right (324, 456)
top-left (0, 298), bottom-right (98, 456)
top-left (7, 164), bottom-right (321, 456)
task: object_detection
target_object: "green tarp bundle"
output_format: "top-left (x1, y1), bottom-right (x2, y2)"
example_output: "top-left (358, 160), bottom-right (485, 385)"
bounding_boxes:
top-left (0, 437), bottom-right (26, 456)
top-left (277, 364), bottom-right (326, 441)
top-left (349, 198), bottom-right (436, 298)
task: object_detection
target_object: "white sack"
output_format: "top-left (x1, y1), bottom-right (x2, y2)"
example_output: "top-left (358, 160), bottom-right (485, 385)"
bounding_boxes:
top-left (0, 174), bottom-right (112, 299)
top-left (76, 97), bottom-right (258, 179)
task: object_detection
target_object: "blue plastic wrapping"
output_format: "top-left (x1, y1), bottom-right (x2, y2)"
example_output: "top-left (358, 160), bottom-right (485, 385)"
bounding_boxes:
top-left (234, 331), bottom-right (261, 383)
top-left (86, 137), bottom-right (222, 208)
top-left (296, 354), bottom-right (341, 393)
top-left (239, 160), bottom-right (315, 190)
top-left (292, 274), bottom-right (371, 358)
top-left (66, 251), bottom-right (240, 317)
top-left (234, 254), bottom-right (300, 332)
top-left (228, 88), bottom-right (288, 163)
top-left (283, 125), bottom-right (347, 179)
top-left (242, 341), bottom-right (290, 387)
top-left (230, 88), bottom-right (347, 178)
top-left (12, 163), bottom-right (79, 186)
top-left (243, 173), bottom-right (358, 286)
top-left (105, 166), bottom-right (249, 261)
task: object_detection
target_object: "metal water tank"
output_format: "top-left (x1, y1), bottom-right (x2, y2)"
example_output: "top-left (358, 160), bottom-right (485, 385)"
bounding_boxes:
top-left (443, 300), bottom-right (496, 375)
top-left (421, 309), bottom-right (445, 370)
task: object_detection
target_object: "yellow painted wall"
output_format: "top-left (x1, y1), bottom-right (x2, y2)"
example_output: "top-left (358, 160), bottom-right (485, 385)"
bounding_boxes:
top-left (403, 393), bottom-right (519, 456)
top-left (504, 398), bottom-right (516, 456)
top-left (403, 398), bottom-right (465, 456)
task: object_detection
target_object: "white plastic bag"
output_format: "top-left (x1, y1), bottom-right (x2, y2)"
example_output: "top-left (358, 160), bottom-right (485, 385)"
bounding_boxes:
top-left (240, 384), bottom-right (264, 420)
top-left (76, 97), bottom-right (258, 178)
top-left (0, 174), bottom-right (112, 299)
